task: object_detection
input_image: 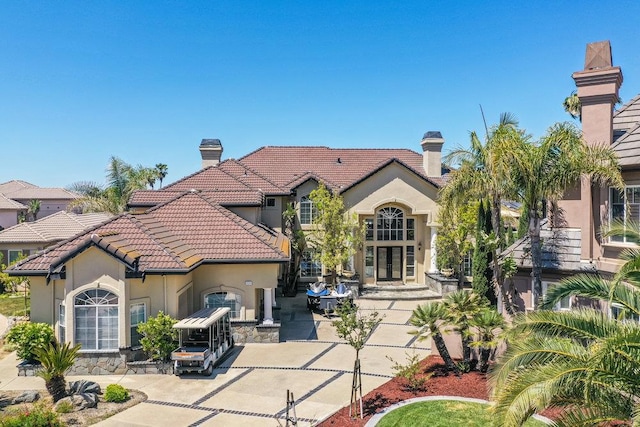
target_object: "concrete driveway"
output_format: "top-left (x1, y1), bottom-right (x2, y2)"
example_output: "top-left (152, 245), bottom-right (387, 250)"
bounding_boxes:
top-left (0, 294), bottom-right (433, 426)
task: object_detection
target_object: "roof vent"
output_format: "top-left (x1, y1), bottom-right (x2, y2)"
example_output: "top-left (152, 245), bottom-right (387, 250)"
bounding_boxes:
top-left (336, 157), bottom-right (342, 164)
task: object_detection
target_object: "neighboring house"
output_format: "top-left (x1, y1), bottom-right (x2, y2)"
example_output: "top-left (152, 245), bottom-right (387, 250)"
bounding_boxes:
top-left (0, 211), bottom-right (112, 266)
top-left (7, 135), bottom-right (447, 371)
top-left (503, 41), bottom-right (632, 313)
top-left (0, 180), bottom-right (79, 229)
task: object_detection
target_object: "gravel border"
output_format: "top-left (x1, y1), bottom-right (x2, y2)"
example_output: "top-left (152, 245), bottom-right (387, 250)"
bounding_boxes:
top-left (365, 395), bottom-right (553, 426)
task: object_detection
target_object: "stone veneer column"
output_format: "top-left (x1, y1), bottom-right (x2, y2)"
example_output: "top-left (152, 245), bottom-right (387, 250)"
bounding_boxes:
top-left (263, 288), bottom-right (274, 325)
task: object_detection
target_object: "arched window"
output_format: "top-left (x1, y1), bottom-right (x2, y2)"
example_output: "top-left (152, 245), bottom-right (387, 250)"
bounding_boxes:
top-left (300, 196), bottom-right (317, 225)
top-left (205, 292), bottom-right (241, 319)
top-left (377, 207), bottom-right (404, 241)
top-left (74, 289), bottom-right (119, 350)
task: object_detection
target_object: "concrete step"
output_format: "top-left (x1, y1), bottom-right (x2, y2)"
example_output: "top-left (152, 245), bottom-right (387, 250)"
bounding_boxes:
top-left (359, 284), bottom-right (442, 301)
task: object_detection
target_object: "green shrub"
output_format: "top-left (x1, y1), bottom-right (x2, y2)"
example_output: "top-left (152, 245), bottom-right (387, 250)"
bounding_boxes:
top-left (0, 402), bottom-right (64, 427)
top-left (5, 322), bottom-right (54, 362)
top-left (386, 349), bottom-right (432, 392)
top-left (55, 400), bottom-right (74, 414)
top-left (104, 384), bottom-right (130, 403)
top-left (138, 311), bottom-right (178, 361)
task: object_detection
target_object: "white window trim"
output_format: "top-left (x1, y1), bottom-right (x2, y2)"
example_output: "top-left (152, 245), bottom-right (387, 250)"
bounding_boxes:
top-left (609, 186), bottom-right (640, 244)
top-left (73, 288), bottom-right (120, 352)
top-left (129, 301), bottom-right (147, 348)
top-left (7, 250), bottom-right (23, 265)
top-left (536, 281), bottom-right (571, 311)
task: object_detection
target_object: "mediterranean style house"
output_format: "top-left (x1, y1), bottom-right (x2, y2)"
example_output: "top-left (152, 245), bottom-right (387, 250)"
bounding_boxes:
top-left (0, 180), bottom-right (79, 230)
top-left (7, 135), bottom-right (447, 371)
top-left (503, 40), bottom-right (635, 313)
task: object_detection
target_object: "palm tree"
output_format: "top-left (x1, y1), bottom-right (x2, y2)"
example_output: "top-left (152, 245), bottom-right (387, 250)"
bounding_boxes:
top-left (27, 199), bottom-right (41, 222)
top-left (508, 122), bottom-right (623, 309)
top-left (441, 113), bottom-right (523, 311)
top-left (563, 91), bottom-right (581, 121)
top-left (409, 302), bottom-right (458, 373)
top-left (490, 222), bottom-right (640, 426)
top-left (68, 157), bottom-right (158, 214)
top-left (469, 308), bottom-right (505, 373)
top-left (443, 290), bottom-right (486, 366)
top-left (155, 163), bottom-right (168, 188)
top-left (34, 341), bottom-right (81, 403)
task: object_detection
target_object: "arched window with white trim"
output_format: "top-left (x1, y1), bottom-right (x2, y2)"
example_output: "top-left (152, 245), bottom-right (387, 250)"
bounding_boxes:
top-left (74, 289), bottom-right (119, 350)
top-left (377, 207), bottom-right (404, 240)
top-left (204, 292), bottom-right (241, 319)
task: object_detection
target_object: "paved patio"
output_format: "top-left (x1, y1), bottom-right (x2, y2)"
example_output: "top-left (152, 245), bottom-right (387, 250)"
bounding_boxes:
top-left (0, 294), bottom-right (434, 426)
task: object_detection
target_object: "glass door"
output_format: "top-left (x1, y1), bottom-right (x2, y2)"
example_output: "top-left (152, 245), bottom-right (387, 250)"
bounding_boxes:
top-left (376, 246), bottom-right (403, 281)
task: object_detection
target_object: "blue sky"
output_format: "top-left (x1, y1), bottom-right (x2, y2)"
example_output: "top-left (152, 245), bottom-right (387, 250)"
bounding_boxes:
top-left (2, 1), bottom-right (640, 188)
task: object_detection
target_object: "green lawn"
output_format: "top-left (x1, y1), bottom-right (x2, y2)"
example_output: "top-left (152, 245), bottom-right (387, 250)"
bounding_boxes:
top-left (0, 293), bottom-right (30, 317)
top-left (377, 399), bottom-right (548, 427)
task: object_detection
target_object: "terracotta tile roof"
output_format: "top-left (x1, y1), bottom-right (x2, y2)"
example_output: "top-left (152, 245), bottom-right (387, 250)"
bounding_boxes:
top-left (0, 211), bottom-right (112, 244)
top-left (4, 187), bottom-right (79, 200)
top-left (9, 192), bottom-right (289, 275)
top-left (162, 159), bottom-right (288, 195)
top-left (0, 180), bottom-right (37, 194)
top-left (237, 146), bottom-right (442, 191)
top-left (0, 194), bottom-right (27, 210)
top-left (129, 189), bottom-right (264, 208)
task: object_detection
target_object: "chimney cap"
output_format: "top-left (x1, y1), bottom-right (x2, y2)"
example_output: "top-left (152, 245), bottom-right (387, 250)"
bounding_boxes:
top-left (200, 139), bottom-right (222, 147)
top-left (584, 41), bottom-right (612, 70)
top-left (422, 131), bottom-right (442, 140)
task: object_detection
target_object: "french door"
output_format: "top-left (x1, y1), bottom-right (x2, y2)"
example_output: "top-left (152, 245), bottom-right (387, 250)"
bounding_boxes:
top-left (377, 246), bottom-right (402, 281)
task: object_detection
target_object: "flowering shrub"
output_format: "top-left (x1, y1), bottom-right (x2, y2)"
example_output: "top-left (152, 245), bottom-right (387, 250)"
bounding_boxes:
top-left (0, 402), bottom-right (64, 426)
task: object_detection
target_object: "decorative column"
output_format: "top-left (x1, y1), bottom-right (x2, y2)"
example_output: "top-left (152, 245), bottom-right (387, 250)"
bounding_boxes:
top-left (271, 288), bottom-right (277, 307)
top-left (263, 288), bottom-right (274, 325)
top-left (429, 227), bottom-right (438, 272)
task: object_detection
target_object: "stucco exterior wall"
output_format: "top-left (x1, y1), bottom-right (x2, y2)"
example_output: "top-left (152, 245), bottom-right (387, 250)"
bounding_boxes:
top-left (0, 210), bottom-right (18, 230)
top-left (227, 206), bottom-right (260, 224)
top-left (261, 196), bottom-right (286, 231)
top-left (12, 199), bottom-right (72, 221)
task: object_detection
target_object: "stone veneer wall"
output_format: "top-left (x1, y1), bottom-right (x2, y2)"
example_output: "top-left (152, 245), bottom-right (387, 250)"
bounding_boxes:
top-left (25, 320), bottom-right (282, 376)
top-left (232, 320), bottom-right (280, 343)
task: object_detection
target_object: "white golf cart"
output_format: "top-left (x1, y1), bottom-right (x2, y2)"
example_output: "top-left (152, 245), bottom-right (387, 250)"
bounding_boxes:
top-left (171, 306), bottom-right (233, 376)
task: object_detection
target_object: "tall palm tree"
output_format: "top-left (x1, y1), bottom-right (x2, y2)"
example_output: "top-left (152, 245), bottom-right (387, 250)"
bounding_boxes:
top-left (443, 290), bottom-right (486, 366)
top-left (441, 113), bottom-right (523, 311)
top-left (155, 163), bottom-right (168, 188)
top-left (508, 122), bottom-right (623, 309)
top-left (409, 302), bottom-right (458, 373)
top-left (490, 223), bottom-right (640, 426)
top-left (34, 341), bottom-right (81, 403)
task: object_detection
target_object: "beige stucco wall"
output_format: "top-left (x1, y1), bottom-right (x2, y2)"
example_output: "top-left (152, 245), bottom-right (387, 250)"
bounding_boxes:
top-left (261, 196), bottom-right (287, 232)
top-left (12, 199), bottom-right (73, 221)
top-left (192, 263), bottom-right (280, 320)
top-left (227, 206), bottom-right (260, 224)
top-left (0, 210), bottom-right (18, 230)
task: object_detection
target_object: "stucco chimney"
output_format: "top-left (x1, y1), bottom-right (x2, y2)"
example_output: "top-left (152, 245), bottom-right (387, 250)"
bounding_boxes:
top-left (421, 131), bottom-right (444, 177)
top-left (199, 139), bottom-right (223, 168)
top-left (572, 41), bottom-right (623, 146)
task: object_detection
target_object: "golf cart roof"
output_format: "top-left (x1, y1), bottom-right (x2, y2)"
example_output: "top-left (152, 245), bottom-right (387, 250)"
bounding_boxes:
top-left (173, 307), bottom-right (231, 329)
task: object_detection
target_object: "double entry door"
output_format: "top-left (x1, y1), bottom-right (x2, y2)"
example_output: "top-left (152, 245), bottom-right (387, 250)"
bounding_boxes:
top-left (377, 246), bottom-right (402, 281)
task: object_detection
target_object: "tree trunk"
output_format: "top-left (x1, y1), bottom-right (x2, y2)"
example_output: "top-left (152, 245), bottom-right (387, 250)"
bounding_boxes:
top-left (461, 331), bottom-right (471, 364)
top-left (479, 348), bottom-right (491, 373)
top-left (529, 209), bottom-right (543, 310)
top-left (47, 375), bottom-right (67, 403)
top-left (490, 195), bottom-right (513, 313)
top-left (432, 332), bottom-right (459, 374)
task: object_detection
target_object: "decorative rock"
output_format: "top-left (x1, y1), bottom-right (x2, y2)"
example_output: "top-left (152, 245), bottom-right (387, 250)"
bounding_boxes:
top-left (12, 390), bottom-right (40, 404)
top-left (68, 380), bottom-right (101, 395)
top-left (55, 393), bottom-right (98, 412)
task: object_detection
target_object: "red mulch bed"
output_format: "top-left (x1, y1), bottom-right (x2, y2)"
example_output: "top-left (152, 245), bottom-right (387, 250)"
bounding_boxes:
top-left (317, 355), bottom-right (489, 427)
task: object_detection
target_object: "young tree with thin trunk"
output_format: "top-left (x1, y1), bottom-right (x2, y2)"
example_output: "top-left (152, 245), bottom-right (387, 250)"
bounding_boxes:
top-left (306, 183), bottom-right (363, 285)
top-left (332, 301), bottom-right (383, 419)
